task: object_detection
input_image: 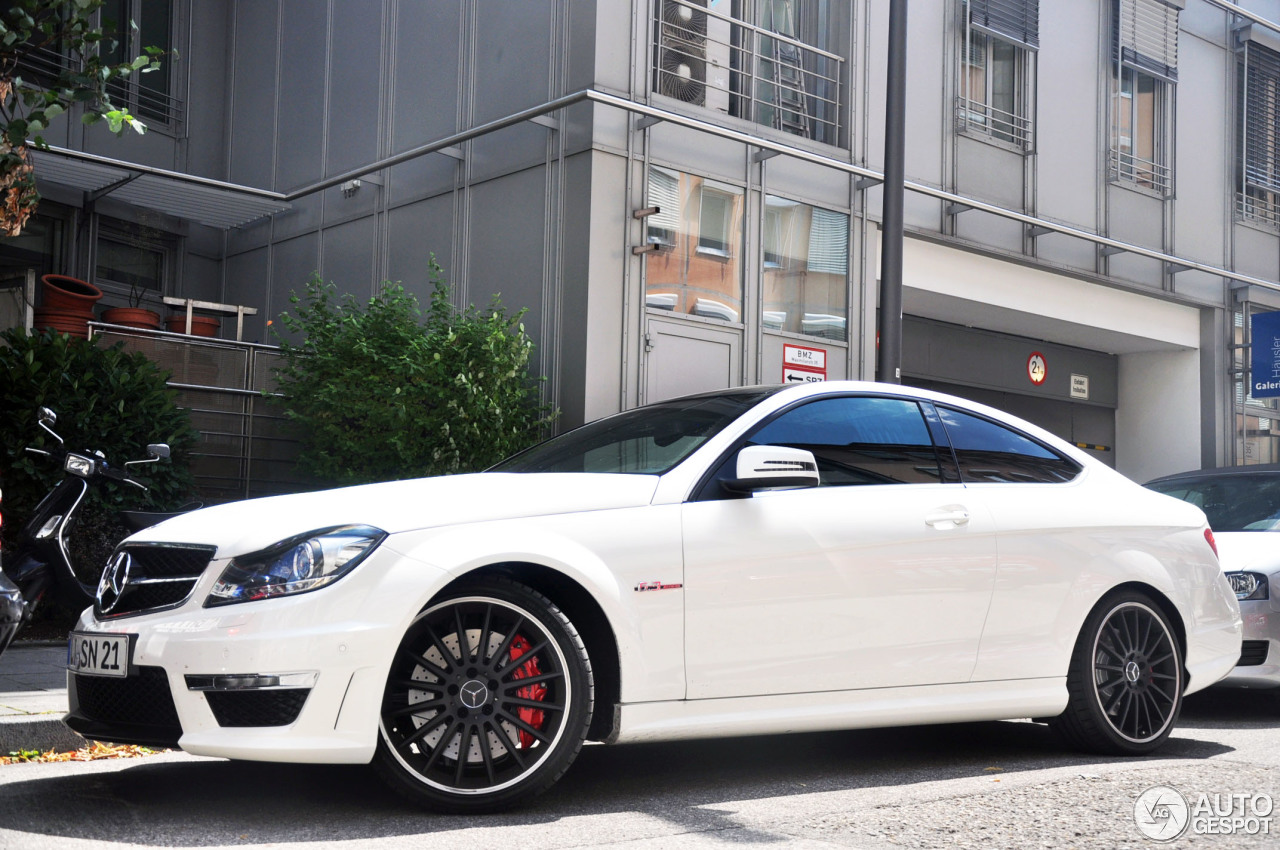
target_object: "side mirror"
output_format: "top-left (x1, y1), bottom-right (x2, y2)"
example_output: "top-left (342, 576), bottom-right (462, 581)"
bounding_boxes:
top-left (38, 407), bottom-right (56, 427)
top-left (147, 444), bottom-right (171, 460)
top-left (723, 445), bottom-right (820, 494)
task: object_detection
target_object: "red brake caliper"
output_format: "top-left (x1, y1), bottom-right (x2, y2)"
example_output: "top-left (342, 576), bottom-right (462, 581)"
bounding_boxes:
top-left (508, 635), bottom-right (547, 748)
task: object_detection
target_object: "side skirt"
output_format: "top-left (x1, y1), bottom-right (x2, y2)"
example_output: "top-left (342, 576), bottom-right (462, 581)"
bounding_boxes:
top-left (611, 677), bottom-right (1068, 744)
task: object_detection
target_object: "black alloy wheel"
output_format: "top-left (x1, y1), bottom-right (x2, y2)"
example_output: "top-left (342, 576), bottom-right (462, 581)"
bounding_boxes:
top-left (374, 578), bottom-right (593, 812)
top-left (1052, 590), bottom-right (1183, 755)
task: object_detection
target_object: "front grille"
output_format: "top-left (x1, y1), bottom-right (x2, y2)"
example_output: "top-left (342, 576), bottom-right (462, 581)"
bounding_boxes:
top-left (75, 666), bottom-right (180, 727)
top-left (96, 544), bottom-right (216, 619)
top-left (1239, 640), bottom-right (1270, 667)
top-left (205, 689), bottom-right (311, 727)
top-left (68, 666), bottom-right (182, 747)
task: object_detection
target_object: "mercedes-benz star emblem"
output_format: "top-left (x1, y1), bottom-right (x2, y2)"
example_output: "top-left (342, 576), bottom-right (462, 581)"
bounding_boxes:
top-left (97, 551), bottom-right (133, 613)
top-left (459, 680), bottom-right (489, 710)
top-left (1125, 660), bottom-right (1142, 684)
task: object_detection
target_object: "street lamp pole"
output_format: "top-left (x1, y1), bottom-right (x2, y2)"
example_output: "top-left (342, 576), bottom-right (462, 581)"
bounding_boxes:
top-left (876, 0), bottom-right (908, 384)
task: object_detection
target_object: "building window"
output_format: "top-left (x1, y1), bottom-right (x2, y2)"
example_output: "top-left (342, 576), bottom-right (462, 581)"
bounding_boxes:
top-left (652, 0), bottom-right (846, 146)
top-left (101, 0), bottom-right (179, 125)
top-left (956, 0), bottom-right (1037, 149)
top-left (761, 196), bottom-right (848, 341)
top-left (94, 219), bottom-right (172, 304)
top-left (1240, 41), bottom-right (1280, 227)
top-left (645, 167), bottom-right (744, 323)
top-left (1109, 0), bottom-right (1177, 195)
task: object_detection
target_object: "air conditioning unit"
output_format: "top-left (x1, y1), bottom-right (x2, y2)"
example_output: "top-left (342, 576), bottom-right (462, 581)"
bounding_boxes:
top-left (658, 38), bottom-right (707, 104)
top-left (660, 0), bottom-right (707, 42)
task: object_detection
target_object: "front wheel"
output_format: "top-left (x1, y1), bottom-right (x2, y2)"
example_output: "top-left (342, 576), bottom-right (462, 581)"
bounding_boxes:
top-left (373, 578), bottom-right (593, 812)
top-left (1050, 591), bottom-right (1183, 755)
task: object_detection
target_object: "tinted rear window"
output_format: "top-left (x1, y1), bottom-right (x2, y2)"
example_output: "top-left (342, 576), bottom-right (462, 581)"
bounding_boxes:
top-left (1148, 474), bottom-right (1280, 531)
top-left (936, 406), bottom-right (1081, 484)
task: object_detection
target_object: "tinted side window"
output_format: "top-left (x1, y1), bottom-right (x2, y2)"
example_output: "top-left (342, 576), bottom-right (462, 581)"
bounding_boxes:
top-left (747, 397), bottom-right (945, 485)
top-left (936, 407), bottom-right (1081, 484)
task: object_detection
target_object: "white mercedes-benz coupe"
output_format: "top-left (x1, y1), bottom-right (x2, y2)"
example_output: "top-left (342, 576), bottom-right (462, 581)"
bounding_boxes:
top-left (65, 382), bottom-right (1242, 812)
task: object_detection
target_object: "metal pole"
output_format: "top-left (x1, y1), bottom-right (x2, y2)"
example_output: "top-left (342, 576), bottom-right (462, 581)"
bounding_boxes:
top-left (877, 0), bottom-right (908, 384)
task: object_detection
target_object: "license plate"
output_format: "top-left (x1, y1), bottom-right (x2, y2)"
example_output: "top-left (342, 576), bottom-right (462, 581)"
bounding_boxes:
top-left (67, 632), bottom-right (130, 678)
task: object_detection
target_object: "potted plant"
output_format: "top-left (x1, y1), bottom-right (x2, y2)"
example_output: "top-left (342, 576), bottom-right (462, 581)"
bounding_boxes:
top-left (34, 275), bottom-right (103, 338)
top-left (101, 280), bottom-right (162, 331)
top-left (165, 312), bottom-right (220, 337)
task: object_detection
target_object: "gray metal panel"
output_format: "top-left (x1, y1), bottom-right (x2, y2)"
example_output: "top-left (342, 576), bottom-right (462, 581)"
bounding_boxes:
top-left (386, 194), bottom-right (457, 305)
top-left (468, 167), bottom-right (548, 341)
top-left (1108, 188), bottom-right (1164, 251)
top-left (470, 124), bottom-right (554, 185)
top-left (224, 246), bottom-right (270, 338)
top-left (471, 0), bottom-right (554, 123)
top-left (230, 1), bottom-right (279, 189)
top-left (955, 139), bottom-right (1024, 209)
top-left (277, 0), bottom-right (328, 191)
top-left (956, 209), bottom-right (1024, 253)
top-left (269, 232), bottom-right (322, 343)
top-left (392, 1), bottom-right (462, 151)
top-left (186, 0), bottom-right (231, 180)
top-left (326, 1), bottom-right (384, 178)
top-left (1035, 0), bottom-right (1101, 230)
top-left (1234, 225), bottom-right (1280, 280)
top-left (321, 216), bottom-right (378, 298)
top-left (903, 315), bottom-right (1119, 408)
top-left (644, 318), bottom-right (741, 403)
top-left (1174, 35), bottom-right (1228, 264)
top-left (763, 156), bottom-right (852, 211)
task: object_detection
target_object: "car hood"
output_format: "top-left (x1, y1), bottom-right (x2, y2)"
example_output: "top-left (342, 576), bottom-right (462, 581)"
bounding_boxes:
top-left (1212, 531), bottom-right (1280, 575)
top-left (127, 473), bottom-right (660, 557)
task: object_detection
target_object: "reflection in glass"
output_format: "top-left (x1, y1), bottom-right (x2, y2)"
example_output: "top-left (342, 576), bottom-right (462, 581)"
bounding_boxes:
top-left (645, 167), bottom-right (744, 323)
top-left (761, 195), bottom-right (848, 341)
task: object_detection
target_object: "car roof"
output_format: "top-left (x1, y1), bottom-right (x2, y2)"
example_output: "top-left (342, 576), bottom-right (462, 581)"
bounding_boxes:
top-left (1146, 464), bottom-right (1280, 486)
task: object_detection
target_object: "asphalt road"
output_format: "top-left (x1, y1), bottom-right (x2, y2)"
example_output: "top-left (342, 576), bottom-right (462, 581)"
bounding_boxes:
top-left (0, 687), bottom-right (1277, 849)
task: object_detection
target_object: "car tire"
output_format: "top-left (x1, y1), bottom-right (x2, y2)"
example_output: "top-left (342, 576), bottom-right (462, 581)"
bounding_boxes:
top-left (373, 577), bottom-right (593, 812)
top-left (1049, 590), bottom-right (1183, 755)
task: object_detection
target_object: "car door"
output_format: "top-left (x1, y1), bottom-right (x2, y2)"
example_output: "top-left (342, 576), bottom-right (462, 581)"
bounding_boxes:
top-left (681, 395), bottom-right (1000, 699)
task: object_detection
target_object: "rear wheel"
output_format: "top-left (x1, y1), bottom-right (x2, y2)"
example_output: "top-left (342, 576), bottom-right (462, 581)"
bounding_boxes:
top-left (374, 578), bottom-right (593, 812)
top-left (1051, 591), bottom-right (1183, 754)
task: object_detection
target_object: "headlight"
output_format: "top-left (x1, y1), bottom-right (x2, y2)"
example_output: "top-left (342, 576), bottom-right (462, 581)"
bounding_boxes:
top-left (64, 454), bottom-right (95, 478)
top-left (1225, 571), bottom-right (1270, 601)
top-left (206, 525), bottom-right (386, 607)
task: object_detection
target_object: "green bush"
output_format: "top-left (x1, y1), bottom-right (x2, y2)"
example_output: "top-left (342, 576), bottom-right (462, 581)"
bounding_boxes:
top-left (0, 328), bottom-right (198, 561)
top-left (273, 260), bottom-right (556, 485)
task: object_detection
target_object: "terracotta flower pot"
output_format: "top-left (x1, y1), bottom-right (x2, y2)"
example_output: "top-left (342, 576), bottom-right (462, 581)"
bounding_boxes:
top-left (33, 307), bottom-right (92, 339)
top-left (165, 314), bottom-right (221, 337)
top-left (41, 275), bottom-right (103, 315)
top-left (101, 306), bottom-right (162, 331)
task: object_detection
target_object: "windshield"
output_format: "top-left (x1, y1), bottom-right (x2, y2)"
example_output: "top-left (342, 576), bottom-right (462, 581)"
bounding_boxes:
top-left (1148, 473), bottom-right (1280, 531)
top-left (492, 388), bottom-right (781, 475)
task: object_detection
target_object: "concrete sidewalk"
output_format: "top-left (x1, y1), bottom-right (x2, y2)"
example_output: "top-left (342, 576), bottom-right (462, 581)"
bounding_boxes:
top-left (0, 642), bottom-right (85, 753)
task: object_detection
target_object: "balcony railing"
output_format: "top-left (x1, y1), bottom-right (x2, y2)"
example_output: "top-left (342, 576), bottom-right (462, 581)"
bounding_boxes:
top-left (954, 98), bottom-right (1033, 149)
top-left (653, 0), bottom-right (842, 146)
top-left (21, 45), bottom-right (184, 128)
top-left (1109, 147), bottom-right (1171, 196)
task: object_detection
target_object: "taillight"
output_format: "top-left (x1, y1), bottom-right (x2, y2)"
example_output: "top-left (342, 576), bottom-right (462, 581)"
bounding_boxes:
top-left (1204, 527), bottom-right (1219, 559)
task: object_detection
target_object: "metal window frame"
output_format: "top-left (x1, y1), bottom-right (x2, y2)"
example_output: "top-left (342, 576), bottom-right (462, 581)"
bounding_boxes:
top-left (957, 1), bottom-right (1036, 150)
top-left (1239, 40), bottom-right (1280, 227)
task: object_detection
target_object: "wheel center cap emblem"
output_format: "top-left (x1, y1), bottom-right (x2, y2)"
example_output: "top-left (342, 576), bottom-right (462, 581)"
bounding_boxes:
top-left (460, 679), bottom-right (489, 709)
top-left (1125, 661), bottom-right (1142, 684)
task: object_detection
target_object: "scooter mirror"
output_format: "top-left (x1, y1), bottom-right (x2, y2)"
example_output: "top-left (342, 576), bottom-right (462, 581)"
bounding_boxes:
top-left (147, 443), bottom-right (171, 460)
top-left (38, 407), bottom-right (56, 426)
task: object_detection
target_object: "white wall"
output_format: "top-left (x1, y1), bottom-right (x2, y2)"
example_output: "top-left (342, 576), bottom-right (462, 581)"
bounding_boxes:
top-left (1117, 350), bottom-right (1202, 483)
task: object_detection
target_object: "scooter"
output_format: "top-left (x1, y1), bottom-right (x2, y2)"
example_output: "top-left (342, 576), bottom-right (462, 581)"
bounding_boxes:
top-left (0, 407), bottom-right (197, 658)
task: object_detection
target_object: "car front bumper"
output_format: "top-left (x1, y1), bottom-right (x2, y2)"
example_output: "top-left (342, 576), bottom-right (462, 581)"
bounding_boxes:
top-left (1217, 595), bottom-right (1280, 689)
top-left (64, 546), bottom-right (449, 763)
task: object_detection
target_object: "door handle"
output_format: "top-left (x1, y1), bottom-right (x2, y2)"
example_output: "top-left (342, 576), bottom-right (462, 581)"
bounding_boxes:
top-left (924, 507), bottom-right (970, 529)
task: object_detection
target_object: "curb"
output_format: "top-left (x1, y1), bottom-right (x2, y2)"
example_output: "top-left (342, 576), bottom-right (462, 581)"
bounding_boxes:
top-left (0, 714), bottom-right (86, 754)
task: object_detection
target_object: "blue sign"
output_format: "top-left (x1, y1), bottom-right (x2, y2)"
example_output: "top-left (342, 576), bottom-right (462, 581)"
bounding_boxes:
top-left (1251, 311), bottom-right (1280, 398)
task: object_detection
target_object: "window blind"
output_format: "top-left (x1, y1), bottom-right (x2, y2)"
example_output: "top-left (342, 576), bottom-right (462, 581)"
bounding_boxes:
top-left (968, 0), bottom-right (1039, 50)
top-left (806, 208), bottom-right (848, 276)
top-left (1244, 43), bottom-right (1280, 194)
top-left (1115, 0), bottom-right (1179, 82)
top-left (647, 167), bottom-right (681, 233)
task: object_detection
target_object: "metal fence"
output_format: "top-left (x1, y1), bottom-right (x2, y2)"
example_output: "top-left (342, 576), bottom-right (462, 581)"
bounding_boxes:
top-left (90, 323), bottom-right (311, 504)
